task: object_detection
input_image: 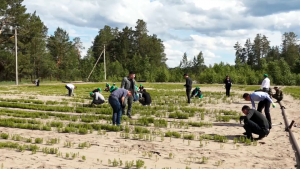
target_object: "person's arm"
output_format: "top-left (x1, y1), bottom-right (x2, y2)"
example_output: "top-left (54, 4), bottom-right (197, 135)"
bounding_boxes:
top-left (250, 97), bottom-right (256, 109)
top-left (184, 78), bottom-right (187, 87)
top-left (121, 78), bottom-right (126, 89)
top-left (224, 79), bottom-right (227, 84)
top-left (265, 94), bottom-right (273, 103)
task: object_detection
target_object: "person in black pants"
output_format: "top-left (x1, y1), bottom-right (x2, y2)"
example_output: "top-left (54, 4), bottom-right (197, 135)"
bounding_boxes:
top-left (139, 89), bottom-right (152, 106)
top-left (183, 73), bottom-right (192, 104)
top-left (224, 75), bottom-right (232, 97)
top-left (240, 105), bottom-right (270, 140)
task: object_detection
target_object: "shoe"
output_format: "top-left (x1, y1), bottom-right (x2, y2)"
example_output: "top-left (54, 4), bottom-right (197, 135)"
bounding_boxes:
top-left (255, 135), bottom-right (266, 140)
top-left (127, 115), bottom-right (132, 119)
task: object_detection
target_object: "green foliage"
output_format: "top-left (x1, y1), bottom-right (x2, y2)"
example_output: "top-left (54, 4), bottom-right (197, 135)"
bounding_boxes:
top-left (35, 138), bottom-right (43, 144)
top-left (0, 133), bottom-right (9, 139)
top-left (136, 160), bottom-right (145, 169)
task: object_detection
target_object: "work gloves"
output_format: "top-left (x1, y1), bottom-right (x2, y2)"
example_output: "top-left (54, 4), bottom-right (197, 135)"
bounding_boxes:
top-left (272, 103), bottom-right (276, 108)
top-left (239, 116), bottom-right (246, 124)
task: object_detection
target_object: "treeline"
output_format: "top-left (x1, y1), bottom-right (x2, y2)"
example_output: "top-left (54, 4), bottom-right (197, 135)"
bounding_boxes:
top-left (0, 0), bottom-right (300, 85)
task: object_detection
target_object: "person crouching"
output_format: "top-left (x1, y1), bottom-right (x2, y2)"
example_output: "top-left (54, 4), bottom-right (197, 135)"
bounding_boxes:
top-left (139, 89), bottom-right (152, 106)
top-left (90, 91), bottom-right (105, 106)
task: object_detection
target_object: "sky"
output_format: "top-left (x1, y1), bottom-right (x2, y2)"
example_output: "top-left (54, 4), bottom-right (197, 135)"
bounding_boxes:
top-left (23, 0), bottom-right (300, 68)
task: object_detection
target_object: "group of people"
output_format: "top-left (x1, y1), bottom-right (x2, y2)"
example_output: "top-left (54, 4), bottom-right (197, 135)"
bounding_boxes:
top-left (241, 74), bottom-right (283, 140)
top-left (64, 71), bottom-right (152, 126)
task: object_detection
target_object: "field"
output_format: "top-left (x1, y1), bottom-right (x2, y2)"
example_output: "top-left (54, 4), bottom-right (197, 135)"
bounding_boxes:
top-left (0, 83), bottom-right (299, 169)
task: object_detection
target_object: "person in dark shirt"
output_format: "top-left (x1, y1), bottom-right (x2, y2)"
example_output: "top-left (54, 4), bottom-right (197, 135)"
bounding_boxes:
top-left (139, 89), bottom-right (152, 106)
top-left (240, 105), bottom-right (270, 140)
top-left (224, 75), bottom-right (232, 97)
top-left (272, 87), bottom-right (283, 102)
top-left (183, 73), bottom-right (192, 104)
top-left (191, 87), bottom-right (203, 98)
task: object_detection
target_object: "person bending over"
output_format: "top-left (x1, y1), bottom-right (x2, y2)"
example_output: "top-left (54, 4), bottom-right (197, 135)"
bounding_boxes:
top-left (272, 87), bottom-right (283, 103)
top-left (92, 88), bottom-right (102, 93)
top-left (191, 87), bottom-right (203, 99)
top-left (65, 84), bottom-right (76, 97)
top-left (104, 83), bottom-right (111, 92)
top-left (243, 92), bottom-right (275, 128)
top-left (108, 88), bottom-right (132, 125)
top-left (139, 89), bottom-right (152, 106)
top-left (240, 105), bottom-right (270, 140)
top-left (90, 92), bottom-right (105, 106)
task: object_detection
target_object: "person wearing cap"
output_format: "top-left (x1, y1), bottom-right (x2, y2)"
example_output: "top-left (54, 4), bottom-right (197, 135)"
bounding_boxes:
top-left (224, 75), bottom-right (232, 97)
top-left (261, 74), bottom-right (270, 92)
top-left (183, 73), bottom-right (192, 104)
top-left (191, 87), bottom-right (203, 98)
top-left (243, 92), bottom-right (276, 129)
top-left (121, 71), bottom-right (137, 118)
top-left (133, 85), bottom-right (139, 102)
top-left (240, 105), bottom-right (270, 140)
top-left (272, 87), bottom-right (283, 102)
top-left (104, 83), bottom-right (111, 92)
top-left (92, 88), bottom-right (102, 93)
top-left (110, 85), bottom-right (118, 93)
top-left (65, 84), bottom-right (76, 97)
top-left (139, 84), bottom-right (144, 92)
top-left (109, 88), bottom-right (132, 125)
top-left (139, 89), bottom-right (152, 106)
top-left (90, 91), bottom-right (105, 106)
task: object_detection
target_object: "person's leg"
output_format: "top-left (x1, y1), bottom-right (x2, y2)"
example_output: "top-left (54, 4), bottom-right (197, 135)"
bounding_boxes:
top-left (65, 86), bottom-right (72, 96)
top-left (245, 119), bottom-right (268, 137)
top-left (225, 87), bottom-right (229, 96)
top-left (186, 88), bottom-right (191, 103)
top-left (228, 87), bottom-right (231, 97)
top-left (243, 124), bottom-right (253, 140)
top-left (109, 97), bottom-right (118, 125)
top-left (127, 96), bottom-right (133, 117)
top-left (257, 101), bottom-right (265, 113)
top-left (116, 101), bottom-right (122, 125)
top-left (122, 97), bottom-right (128, 115)
top-left (264, 99), bottom-right (271, 127)
top-left (139, 99), bottom-right (146, 106)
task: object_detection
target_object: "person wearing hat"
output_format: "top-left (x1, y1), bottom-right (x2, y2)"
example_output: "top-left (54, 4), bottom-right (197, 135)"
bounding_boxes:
top-left (243, 92), bottom-right (276, 129)
top-left (261, 74), bottom-right (270, 92)
top-left (272, 87), bottom-right (283, 102)
top-left (90, 91), bottom-right (105, 106)
top-left (139, 84), bottom-right (144, 92)
top-left (183, 73), bottom-right (192, 104)
top-left (92, 88), bottom-right (102, 93)
top-left (110, 85), bottom-right (118, 93)
top-left (224, 75), bottom-right (232, 97)
top-left (191, 87), bottom-right (203, 98)
top-left (239, 105), bottom-right (270, 140)
top-left (120, 71), bottom-right (137, 118)
top-left (104, 83), bottom-right (111, 92)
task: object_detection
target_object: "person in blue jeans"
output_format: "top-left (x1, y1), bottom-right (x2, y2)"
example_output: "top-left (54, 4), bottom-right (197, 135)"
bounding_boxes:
top-left (240, 105), bottom-right (270, 141)
top-left (109, 88), bottom-right (132, 125)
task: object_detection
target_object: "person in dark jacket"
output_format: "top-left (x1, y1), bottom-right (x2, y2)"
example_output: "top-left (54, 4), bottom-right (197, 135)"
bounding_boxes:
top-left (104, 83), bottom-right (111, 92)
top-left (191, 87), bottom-right (203, 98)
top-left (240, 105), bottom-right (270, 140)
top-left (139, 89), bottom-right (152, 106)
top-left (121, 71), bottom-right (137, 118)
top-left (224, 75), bottom-right (232, 97)
top-left (183, 73), bottom-right (192, 104)
top-left (272, 87), bottom-right (283, 102)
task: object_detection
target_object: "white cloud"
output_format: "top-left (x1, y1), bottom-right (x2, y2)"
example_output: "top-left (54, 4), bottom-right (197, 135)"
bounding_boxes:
top-left (22, 0), bottom-right (300, 67)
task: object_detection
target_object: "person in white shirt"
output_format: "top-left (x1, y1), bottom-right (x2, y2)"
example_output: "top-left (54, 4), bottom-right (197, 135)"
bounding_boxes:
top-left (90, 92), bottom-right (105, 106)
top-left (65, 84), bottom-right (76, 96)
top-left (261, 74), bottom-right (270, 92)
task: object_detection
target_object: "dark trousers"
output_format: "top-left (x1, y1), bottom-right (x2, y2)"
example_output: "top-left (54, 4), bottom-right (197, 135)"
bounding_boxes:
top-left (109, 96), bottom-right (122, 125)
top-left (243, 119), bottom-right (270, 139)
top-left (36, 81), bottom-right (39, 86)
top-left (257, 99), bottom-right (271, 127)
top-left (186, 88), bottom-right (191, 103)
top-left (225, 86), bottom-right (231, 97)
top-left (122, 96), bottom-right (133, 116)
top-left (65, 86), bottom-right (72, 96)
top-left (92, 100), bottom-right (104, 105)
top-left (139, 99), bottom-right (151, 106)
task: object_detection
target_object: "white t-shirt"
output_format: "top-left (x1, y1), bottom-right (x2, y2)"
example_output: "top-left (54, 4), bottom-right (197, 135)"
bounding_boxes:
top-left (94, 92), bottom-right (105, 101)
top-left (66, 84), bottom-right (75, 90)
top-left (261, 78), bottom-right (270, 88)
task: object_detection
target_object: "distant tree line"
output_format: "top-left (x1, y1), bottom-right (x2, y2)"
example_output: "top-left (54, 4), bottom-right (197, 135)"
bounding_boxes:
top-left (0, 0), bottom-right (300, 85)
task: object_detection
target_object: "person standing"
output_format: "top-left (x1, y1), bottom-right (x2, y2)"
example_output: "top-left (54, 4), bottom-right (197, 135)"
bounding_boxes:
top-left (35, 79), bottom-right (40, 87)
top-left (272, 87), bottom-right (283, 102)
top-left (239, 105), bottom-right (270, 140)
top-left (65, 84), bottom-right (76, 97)
top-left (243, 92), bottom-right (276, 129)
top-left (121, 71), bottom-right (136, 118)
top-left (139, 89), bottom-right (152, 106)
top-left (261, 74), bottom-right (270, 92)
top-left (108, 88), bottom-right (132, 125)
top-left (224, 75), bottom-right (232, 97)
top-left (183, 73), bottom-right (192, 104)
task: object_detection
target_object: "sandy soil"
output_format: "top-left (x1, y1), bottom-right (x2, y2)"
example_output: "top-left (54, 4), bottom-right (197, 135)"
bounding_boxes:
top-left (0, 86), bottom-right (298, 169)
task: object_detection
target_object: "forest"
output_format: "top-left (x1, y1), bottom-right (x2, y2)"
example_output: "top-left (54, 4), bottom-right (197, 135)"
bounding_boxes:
top-left (0, 0), bottom-right (300, 85)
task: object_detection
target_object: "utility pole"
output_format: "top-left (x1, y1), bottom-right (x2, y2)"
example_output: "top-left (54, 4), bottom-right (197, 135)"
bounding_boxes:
top-left (104, 44), bottom-right (106, 80)
top-left (15, 28), bottom-right (18, 85)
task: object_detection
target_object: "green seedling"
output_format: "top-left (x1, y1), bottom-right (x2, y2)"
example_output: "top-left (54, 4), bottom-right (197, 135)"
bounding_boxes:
top-left (0, 133), bottom-right (9, 139)
top-left (136, 160), bottom-right (145, 169)
top-left (82, 156), bottom-right (86, 161)
top-left (35, 138), bottom-right (43, 144)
